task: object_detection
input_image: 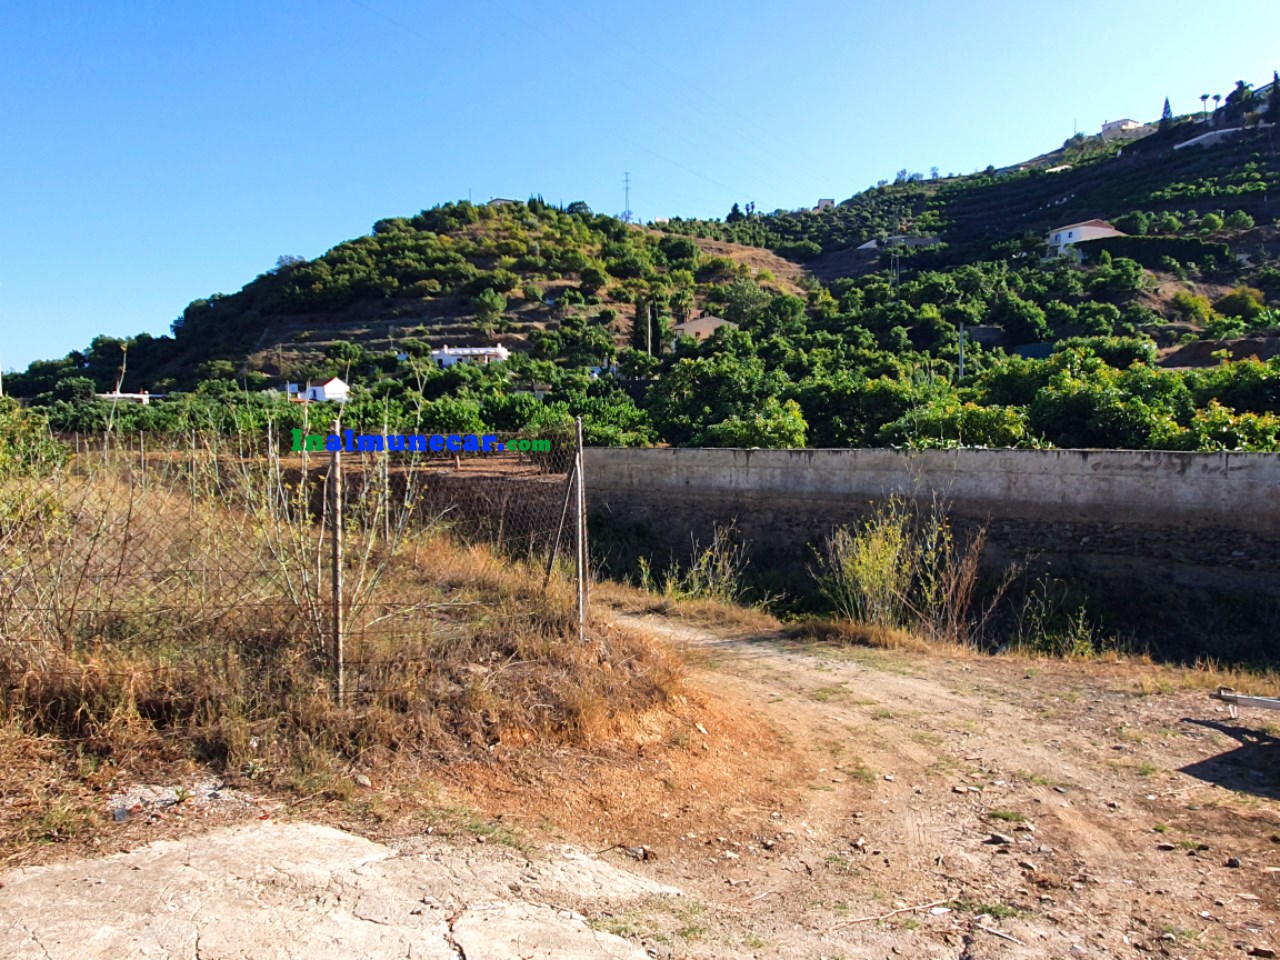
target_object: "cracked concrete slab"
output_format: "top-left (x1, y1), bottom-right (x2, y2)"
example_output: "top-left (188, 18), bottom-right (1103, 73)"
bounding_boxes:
top-left (0, 822), bottom-right (674, 960)
top-left (450, 900), bottom-right (648, 959)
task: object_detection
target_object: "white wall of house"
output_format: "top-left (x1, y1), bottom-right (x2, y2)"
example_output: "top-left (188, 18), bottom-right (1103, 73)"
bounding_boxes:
top-left (429, 345), bottom-right (511, 369)
top-left (1046, 221), bottom-right (1125, 257)
top-left (304, 378), bottom-right (349, 402)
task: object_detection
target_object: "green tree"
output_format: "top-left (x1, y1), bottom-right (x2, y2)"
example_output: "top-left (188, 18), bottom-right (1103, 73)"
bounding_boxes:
top-left (703, 397), bottom-right (807, 448)
top-left (474, 287), bottom-right (507, 333)
top-left (989, 295), bottom-right (1050, 342)
top-left (1076, 301), bottom-right (1122, 336)
top-left (721, 279), bottom-right (771, 330)
top-left (1224, 210), bottom-right (1255, 231)
top-left (630, 293), bottom-right (671, 355)
top-left (1160, 96), bottom-right (1173, 130)
top-left (1198, 212), bottom-right (1224, 235)
top-left (579, 262), bottom-right (610, 295)
top-left (1213, 286), bottom-right (1267, 325)
top-left (1190, 400), bottom-right (1280, 451)
top-left (1170, 291), bottom-right (1212, 324)
top-left (51, 376), bottom-right (96, 402)
top-left (877, 399), bottom-right (1028, 448)
top-left (1224, 80), bottom-right (1254, 121)
top-left (646, 352), bottom-right (785, 446)
top-left (617, 348), bottom-right (660, 379)
top-left (325, 340), bottom-right (363, 363)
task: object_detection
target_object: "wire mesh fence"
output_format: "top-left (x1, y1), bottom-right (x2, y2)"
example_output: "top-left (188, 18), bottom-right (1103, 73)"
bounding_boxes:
top-left (1, 421), bottom-right (588, 720)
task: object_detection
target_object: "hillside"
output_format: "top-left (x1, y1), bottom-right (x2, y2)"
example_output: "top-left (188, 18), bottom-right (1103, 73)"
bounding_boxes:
top-left (11, 201), bottom-right (800, 399)
top-left (10, 88), bottom-right (1280, 454)
top-left (660, 122), bottom-right (1280, 270)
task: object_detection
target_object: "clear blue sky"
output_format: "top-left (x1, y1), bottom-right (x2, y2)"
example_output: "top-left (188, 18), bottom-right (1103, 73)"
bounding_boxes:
top-left (2, 0), bottom-right (1277, 371)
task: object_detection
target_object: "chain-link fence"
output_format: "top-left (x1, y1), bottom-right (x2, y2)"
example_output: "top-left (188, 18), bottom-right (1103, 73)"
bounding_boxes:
top-left (1, 421), bottom-right (588, 723)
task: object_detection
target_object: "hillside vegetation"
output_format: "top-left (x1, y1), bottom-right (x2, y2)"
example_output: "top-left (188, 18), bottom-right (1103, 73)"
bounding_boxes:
top-left (11, 86), bottom-right (1280, 452)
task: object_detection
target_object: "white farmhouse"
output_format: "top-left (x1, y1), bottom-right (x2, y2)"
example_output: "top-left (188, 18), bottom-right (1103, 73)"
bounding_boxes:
top-left (302, 377), bottom-right (349, 403)
top-left (96, 390), bottom-right (154, 405)
top-left (1045, 219), bottom-right (1125, 259)
top-left (856, 234), bottom-right (940, 251)
top-left (429, 344), bottom-right (511, 369)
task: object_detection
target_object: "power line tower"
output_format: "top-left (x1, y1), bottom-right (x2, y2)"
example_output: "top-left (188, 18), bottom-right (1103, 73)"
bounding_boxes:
top-left (620, 172), bottom-right (633, 223)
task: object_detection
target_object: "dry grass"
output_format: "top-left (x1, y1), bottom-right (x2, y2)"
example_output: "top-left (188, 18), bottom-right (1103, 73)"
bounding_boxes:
top-left (789, 619), bottom-right (971, 656)
top-left (1110, 654), bottom-right (1280, 696)
top-left (0, 448), bottom-right (685, 857)
top-left (593, 578), bottom-right (782, 633)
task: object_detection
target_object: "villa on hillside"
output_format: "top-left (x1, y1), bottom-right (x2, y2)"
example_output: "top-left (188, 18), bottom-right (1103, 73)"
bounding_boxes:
top-left (287, 377), bottom-right (349, 403)
top-left (671, 315), bottom-right (736, 345)
top-left (96, 389), bottom-right (157, 404)
top-left (1100, 118), bottom-right (1155, 141)
top-left (1045, 219), bottom-right (1126, 259)
top-left (429, 344), bottom-right (511, 369)
top-left (855, 234), bottom-right (941, 251)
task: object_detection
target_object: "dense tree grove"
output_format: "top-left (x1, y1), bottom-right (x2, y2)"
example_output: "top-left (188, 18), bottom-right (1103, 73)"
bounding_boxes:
top-left (11, 125), bottom-right (1280, 456)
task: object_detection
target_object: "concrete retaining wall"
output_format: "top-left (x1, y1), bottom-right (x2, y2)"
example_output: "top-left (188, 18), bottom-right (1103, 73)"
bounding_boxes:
top-left (584, 448), bottom-right (1280, 605)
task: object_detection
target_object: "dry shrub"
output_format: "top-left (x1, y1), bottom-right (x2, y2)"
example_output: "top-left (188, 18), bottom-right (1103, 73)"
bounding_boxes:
top-left (810, 495), bottom-right (990, 647)
top-left (0, 448), bottom-right (684, 795)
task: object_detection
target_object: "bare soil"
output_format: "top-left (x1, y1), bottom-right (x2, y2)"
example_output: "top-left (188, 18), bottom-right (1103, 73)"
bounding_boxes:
top-left (7, 610), bottom-right (1280, 958)
top-left (679, 235), bottom-right (809, 295)
top-left (567, 613), bottom-right (1280, 959)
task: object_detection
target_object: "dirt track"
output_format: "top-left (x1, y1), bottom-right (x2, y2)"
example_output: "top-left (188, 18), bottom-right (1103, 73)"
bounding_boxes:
top-left (604, 614), bottom-right (1280, 958)
top-left (4, 612), bottom-right (1280, 958)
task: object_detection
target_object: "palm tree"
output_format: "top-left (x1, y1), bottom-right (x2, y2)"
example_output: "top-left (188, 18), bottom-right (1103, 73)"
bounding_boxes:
top-left (1212, 93), bottom-right (1222, 111)
top-left (1200, 93), bottom-right (1210, 119)
top-left (670, 287), bottom-right (695, 325)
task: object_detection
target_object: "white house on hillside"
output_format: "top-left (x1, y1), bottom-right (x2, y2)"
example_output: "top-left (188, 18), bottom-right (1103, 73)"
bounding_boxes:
top-left (1100, 119), bottom-right (1154, 141)
top-left (1046, 219), bottom-right (1125, 259)
top-left (856, 234), bottom-right (941, 251)
top-left (299, 377), bottom-right (349, 403)
top-left (429, 344), bottom-right (511, 369)
top-left (96, 390), bottom-right (155, 405)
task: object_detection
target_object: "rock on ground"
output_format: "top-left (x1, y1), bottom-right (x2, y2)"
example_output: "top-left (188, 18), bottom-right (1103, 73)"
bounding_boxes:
top-left (0, 821), bottom-right (670, 959)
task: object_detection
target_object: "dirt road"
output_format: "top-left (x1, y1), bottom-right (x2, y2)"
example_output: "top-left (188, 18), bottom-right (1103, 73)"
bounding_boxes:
top-left (2, 612), bottom-right (1278, 958)
top-left (601, 613), bottom-right (1280, 958)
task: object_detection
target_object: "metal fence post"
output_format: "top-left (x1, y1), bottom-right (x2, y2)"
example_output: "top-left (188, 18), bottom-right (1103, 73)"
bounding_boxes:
top-left (330, 417), bottom-right (345, 706)
top-left (575, 417), bottom-right (587, 643)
